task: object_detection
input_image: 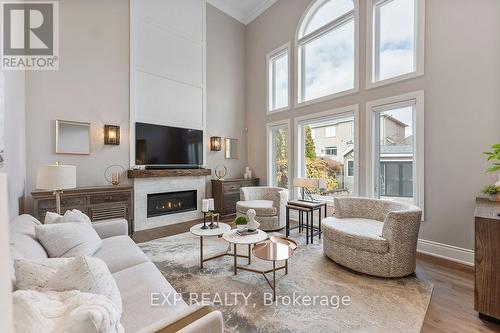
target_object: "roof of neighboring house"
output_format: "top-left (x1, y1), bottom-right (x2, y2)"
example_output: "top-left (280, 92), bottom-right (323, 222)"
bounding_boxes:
top-left (380, 144), bottom-right (413, 154)
top-left (383, 115), bottom-right (408, 128)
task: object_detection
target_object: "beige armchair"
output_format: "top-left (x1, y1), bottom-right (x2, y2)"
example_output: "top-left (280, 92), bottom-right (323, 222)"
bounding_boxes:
top-left (322, 197), bottom-right (422, 278)
top-left (236, 186), bottom-right (288, 231)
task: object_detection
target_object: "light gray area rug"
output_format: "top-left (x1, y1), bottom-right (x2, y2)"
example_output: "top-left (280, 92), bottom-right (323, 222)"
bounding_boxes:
top-left (139, 232), bottom-right (433, 333)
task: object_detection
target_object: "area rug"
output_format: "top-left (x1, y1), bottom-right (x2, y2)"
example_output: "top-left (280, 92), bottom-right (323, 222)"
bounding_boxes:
top-left (138, 232), bottom-right (433, 333)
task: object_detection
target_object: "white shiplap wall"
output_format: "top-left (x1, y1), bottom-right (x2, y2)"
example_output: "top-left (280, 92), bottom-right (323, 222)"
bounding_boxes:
top-left (130, 0), bottom-right (206, 167)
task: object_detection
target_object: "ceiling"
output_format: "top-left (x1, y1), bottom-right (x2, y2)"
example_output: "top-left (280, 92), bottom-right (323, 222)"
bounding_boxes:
top-left (207, 0), bottom-right (279, 25)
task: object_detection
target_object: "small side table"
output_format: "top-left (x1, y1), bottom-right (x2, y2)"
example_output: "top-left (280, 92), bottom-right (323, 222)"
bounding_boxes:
top-left (286, 200), bottom-right (327, 244)
top-left (253, 240), bottom-right (294, 301)
top-left (222, 229), bottom-right (268, 275)
top-left (190, 223), bottom-right (231, 269)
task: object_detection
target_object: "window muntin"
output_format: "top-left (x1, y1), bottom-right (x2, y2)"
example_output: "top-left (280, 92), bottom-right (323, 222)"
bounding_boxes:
top-left (297, 112), bottom-right (355, 200)
top-left (268, 46), bottom-right (289, 112)
top-left (373, 0), bottom-right (416, 82)
top-left (268, 123), bottom-right (289, 188)
top-left (374, 103), bottom-right (415, 204)
top-left (298, 0), bottom-right (356, 104)
top-left (303, 0), bottom-right (354, 36)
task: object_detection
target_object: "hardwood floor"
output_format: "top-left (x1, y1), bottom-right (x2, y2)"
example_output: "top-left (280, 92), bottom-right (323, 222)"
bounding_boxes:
top-left (417, 254), bottom-right (500, 332)
top-left (133, 219), bottom-right (500, 332)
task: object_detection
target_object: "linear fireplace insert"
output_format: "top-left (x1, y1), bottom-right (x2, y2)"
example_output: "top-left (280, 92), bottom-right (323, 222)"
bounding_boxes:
top-left (147, 190), bottom-right (197, 218)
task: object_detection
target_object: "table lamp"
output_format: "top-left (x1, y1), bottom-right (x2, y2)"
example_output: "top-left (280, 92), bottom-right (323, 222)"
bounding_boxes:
top-left (36, 162), bottom-right (76, 214)
top-left (293, 177), bottom-right (327, 202)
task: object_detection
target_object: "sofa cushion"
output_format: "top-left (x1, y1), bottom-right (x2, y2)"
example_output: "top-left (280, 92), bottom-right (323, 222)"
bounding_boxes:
top-left (113, 262), bottom-right (188, 333)
top-left (93, 235), bottom-right (150, 273)
top-left (236, 200), bottom-right (277, 217)
top-left (10, 215), bottom-right (48, 260)
top-left (322, 217), bottom-right (389, 254)
top-left (35, 222), bottom-right (102, 258)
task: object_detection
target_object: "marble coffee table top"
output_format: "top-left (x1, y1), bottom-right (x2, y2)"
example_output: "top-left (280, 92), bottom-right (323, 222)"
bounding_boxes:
top-left (222, 229), bottom-right (268, 244)
top-left (190, 223), bottom-right (231, 237)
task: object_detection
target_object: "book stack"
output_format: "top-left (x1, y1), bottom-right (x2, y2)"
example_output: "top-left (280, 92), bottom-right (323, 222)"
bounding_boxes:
top-left (236, 229), bottom-right (258, 236)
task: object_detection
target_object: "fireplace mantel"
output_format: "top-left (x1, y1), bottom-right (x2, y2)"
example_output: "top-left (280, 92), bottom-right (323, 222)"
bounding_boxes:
top-left (128, 168), bottom-right (212, 178)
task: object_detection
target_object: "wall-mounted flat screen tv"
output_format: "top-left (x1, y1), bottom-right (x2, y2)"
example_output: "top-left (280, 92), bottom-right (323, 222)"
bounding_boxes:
top-left (135, 122), bottom-right (203, 168)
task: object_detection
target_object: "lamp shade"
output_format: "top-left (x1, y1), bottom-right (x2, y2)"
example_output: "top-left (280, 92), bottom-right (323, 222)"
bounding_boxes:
top-left (293, 177), bottom-right (327, 189)
top-left (36, 164), bottom-right (76, 190)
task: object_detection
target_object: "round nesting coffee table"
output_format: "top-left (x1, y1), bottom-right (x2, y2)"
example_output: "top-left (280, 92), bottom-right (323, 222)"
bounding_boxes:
top-left (253, 240), bottom-right (295, 301)
top-left (190, 223), bottom-right (231, 269)
top-left (222, 229), bottom-right (268, 275)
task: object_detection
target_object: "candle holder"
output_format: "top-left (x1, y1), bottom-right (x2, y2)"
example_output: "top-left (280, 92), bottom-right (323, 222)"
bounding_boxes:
top-left (209, 211), bottom-right (220, 229)
top-left (201, 211), bottom-right (209, 229)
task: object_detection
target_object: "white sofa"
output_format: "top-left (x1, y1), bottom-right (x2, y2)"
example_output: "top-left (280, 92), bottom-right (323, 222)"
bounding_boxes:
top-left (10, 214), bottom-right (224, 333)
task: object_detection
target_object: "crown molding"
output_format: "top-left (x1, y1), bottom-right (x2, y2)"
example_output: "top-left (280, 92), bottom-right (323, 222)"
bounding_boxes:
top-left (207, 0), bottom-right (279, 25)
top-left (242, 0), bottom-right (279, 25)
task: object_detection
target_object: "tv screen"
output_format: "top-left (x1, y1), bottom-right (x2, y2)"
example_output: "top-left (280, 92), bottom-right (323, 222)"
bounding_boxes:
top-left (135, 122), bottom-right (203, 167)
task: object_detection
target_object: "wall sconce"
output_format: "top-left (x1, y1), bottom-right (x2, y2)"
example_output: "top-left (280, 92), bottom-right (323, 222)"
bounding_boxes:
top-left (210, 136), bottom-right (221, 151)
top-left (104, 125), bottom-right (120, 145)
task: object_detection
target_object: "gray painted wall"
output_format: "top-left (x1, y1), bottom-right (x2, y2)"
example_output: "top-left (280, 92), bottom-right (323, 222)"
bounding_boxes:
top-left (24, 1), bottom-right (248, 209)
top-left (25, 0), bottom-right (131, 211)
top-left (206, 4), bottom-right (248, 194)
top-left (2, 72), bottom-right (26, 218)
top-left (245, 0), bottom-right (500, 250)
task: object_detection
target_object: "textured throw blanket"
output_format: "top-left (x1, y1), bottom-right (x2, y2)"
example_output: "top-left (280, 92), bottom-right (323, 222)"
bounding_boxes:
top-left (14, 289), bottom-right (124, 333)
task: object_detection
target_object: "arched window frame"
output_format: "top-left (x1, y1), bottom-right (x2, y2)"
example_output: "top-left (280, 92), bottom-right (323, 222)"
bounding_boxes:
top-left (295, 0), bottom-right (359, 107)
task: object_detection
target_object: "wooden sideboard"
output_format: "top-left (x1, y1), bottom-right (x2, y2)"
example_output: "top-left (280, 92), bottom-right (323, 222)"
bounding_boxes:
top-left (474, 197), bottom-right (500, 322)
top-left (32, 185), bottom-right (134, 235)
top-left (211, 178), bottom-right (259, 216)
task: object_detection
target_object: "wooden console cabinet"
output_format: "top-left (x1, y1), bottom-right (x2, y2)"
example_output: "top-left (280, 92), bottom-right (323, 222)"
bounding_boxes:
top-left (211, 178), bottom-right (259, 216)
top-left (474, 197), bottom-right (500, 322)
top-left (32, 185), bottom-right (134, 235)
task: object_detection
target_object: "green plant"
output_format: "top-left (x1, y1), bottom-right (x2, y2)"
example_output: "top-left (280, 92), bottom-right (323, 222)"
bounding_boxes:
top-left (234, 216), bottom-right (248, 225)
top-left (482, 184), bottom-right (500, 195)
top-left (484, 143), bottom-right (500, 173)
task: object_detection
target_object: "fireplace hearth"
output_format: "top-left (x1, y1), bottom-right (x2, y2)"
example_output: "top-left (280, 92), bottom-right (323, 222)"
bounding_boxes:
top-left (147, 190), bottom-right (197, 218)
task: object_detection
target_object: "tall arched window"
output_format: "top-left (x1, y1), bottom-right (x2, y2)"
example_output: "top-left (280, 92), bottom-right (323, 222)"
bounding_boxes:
top-left (297, 0), bottom-right (357, 104)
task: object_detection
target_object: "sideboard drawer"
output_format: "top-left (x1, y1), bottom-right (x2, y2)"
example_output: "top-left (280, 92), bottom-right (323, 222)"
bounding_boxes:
top-left (38, 196), bottom-right (88, 209)
top-left (91, 193), bottom-right (129, 205)
top-left (223, 181), bottom-right (256, 192)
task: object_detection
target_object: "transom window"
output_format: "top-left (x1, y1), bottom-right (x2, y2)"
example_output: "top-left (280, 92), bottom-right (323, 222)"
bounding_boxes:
top-left (367, 0), bottom-right (425, 87)
top-left (297, 0), bottom-right (357, 104)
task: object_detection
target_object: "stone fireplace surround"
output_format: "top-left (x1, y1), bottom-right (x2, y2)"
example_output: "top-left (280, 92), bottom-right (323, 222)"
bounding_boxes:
top-left (130, 169), bottom-right (211, 232)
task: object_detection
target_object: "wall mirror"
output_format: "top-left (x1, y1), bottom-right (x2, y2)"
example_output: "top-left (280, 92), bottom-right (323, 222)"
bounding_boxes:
top-left (224, 138), bottom-right (238, 159)
top-left (56, 120), bottom-right (91, 155)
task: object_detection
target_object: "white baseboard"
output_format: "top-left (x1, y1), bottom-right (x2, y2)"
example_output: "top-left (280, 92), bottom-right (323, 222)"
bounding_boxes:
top-left (417, 239), bottom-right (474, 266)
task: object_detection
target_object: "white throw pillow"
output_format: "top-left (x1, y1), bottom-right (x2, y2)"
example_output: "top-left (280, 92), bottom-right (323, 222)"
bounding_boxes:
top-left (14, 257), bottom-right (72, 290)
top-left (14, 256), bottom-right (122, 313)
top-left (45, 209), bottom-right (92, 225)
top-left (35, 222), bottom-right (102, 257)
top-left (13, 289), bottom-right (124, 333)
top-left (48, 256), bottom-right (122, 313)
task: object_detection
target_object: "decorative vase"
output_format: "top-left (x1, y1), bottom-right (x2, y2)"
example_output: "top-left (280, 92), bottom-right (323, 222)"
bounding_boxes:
top-left (237, 224), bottom-right (247, 232)
top-left (246, 209), bottom-right (260, 231)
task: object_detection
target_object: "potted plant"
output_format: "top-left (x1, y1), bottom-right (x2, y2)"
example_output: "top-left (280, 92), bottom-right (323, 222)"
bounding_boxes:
top-left (484, 143), bottom-right (500, 186)
top-left (482, 185), bottom-right (500, 202)
top-left (234, 216), bottom-right (248, 231)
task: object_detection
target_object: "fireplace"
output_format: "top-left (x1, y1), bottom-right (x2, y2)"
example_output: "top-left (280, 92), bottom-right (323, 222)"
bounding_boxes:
top-left (147, 190), bottom-right (197, 218)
